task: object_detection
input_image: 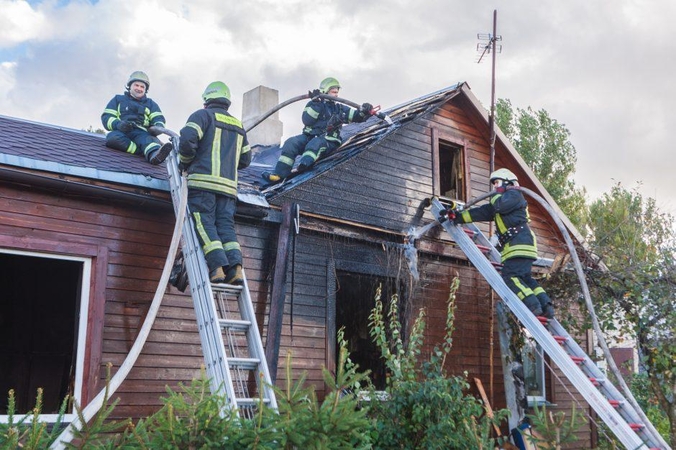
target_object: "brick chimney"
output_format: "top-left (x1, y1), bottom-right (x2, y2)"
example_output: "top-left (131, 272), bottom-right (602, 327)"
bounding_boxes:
top-left (241, 85), bottom-right (283, 146)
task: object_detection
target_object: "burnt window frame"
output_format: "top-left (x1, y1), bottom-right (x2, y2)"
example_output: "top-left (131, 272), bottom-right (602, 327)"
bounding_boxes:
top-left (431, 128), bottom-right (470, 203)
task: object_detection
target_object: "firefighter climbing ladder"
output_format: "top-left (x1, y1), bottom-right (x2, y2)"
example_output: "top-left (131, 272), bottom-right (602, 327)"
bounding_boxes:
top-left (165, 133), bottom-right (278, 417)
top-left (430, 198), bottom-right (667, 450)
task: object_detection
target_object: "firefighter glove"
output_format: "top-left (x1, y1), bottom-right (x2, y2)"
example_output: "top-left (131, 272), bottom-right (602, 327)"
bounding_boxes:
top-left (360, 103), bottom-right (374, 115)
top-left (178, 161), bottom-right (189, 172)
top-left (438, 208), bottom-right (459, 224)
top-left (117, 120), bottom-right (134, 133)
top-left (309, 89), bottom-right (322, 100)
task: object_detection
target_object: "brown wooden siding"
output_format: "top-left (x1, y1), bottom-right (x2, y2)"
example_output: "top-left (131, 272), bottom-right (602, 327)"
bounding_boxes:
top-left (0, 180), bottom-right (204, 419)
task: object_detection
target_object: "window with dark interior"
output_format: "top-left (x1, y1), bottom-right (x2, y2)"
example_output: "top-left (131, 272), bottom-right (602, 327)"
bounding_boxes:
top-left (0, 251), bottom-right (89, 422)
top-left (335, 272), bottom-right (402, 390)
top-left (438, 140), bottom-right (466, 201)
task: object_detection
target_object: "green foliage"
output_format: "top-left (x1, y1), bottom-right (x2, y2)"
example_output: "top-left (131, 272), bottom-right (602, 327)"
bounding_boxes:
top-left (0, 351), bottom-right (374, 449)
top-left (367, 278), bottom-right (509, 449)
top-left (587, 182), bottom-right (676, 447)
top-left (630, 372), bottom-right (670, 439)
top-left (271, 349), bottom-right (374, 449)
top-left (495, 98), bottom-right (589, 233)
top-left (525, 404), bottom-right (586, 449)
top-left (0, 388), bottom-right (69, 449)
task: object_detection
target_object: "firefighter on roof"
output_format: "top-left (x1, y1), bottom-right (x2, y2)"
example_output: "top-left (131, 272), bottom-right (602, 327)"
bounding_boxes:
top-left (262, 77), bottom-right (376, 182)
top-left (101, 71), bottom-right (172, 165)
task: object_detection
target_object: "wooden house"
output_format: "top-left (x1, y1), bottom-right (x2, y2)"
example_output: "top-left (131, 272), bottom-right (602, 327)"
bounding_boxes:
top-left (0, 82), bottom-right (596, 448)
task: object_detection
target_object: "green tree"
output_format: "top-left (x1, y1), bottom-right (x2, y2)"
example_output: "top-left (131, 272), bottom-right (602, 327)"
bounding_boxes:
top-left (587, 182), bottom-right (676, 447)
top-left (495, 99), bottom-right (589, 233)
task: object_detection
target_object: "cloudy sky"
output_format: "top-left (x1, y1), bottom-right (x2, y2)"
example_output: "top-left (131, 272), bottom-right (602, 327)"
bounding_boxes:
top-left (2, 0), bottom-right (675, 213)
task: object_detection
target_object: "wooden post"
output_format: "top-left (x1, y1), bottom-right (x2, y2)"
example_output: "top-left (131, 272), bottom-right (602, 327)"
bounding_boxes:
top-left (264, 202), bottom-right (295, 383)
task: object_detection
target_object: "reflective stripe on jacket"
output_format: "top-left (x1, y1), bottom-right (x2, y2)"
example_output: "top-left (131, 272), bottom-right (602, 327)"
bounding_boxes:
top-left (301, 99), bottom-right (367, 144)
top-left (456, 188), bottom-right (538, 261)
top-left (178, 105), bottom-right (251, 198)
top-left (101, 92), bottom-right (166, 131)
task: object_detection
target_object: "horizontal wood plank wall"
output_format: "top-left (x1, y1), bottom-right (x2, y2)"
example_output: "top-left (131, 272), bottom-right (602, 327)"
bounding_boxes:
top-left (0, 181), bottom-right (205, 420)
top-left (265, 95), bottom-right (592, 442)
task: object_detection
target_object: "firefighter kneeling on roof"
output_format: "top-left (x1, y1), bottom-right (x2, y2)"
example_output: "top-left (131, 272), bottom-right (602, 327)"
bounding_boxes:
top-left (178, 81), bottom-right (252, 285)
top-left (445, 168), bottom-right (555, 319)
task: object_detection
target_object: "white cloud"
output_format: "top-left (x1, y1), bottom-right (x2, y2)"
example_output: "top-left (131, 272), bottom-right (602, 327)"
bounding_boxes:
top-left (0, 0), bottom-right (46, 46)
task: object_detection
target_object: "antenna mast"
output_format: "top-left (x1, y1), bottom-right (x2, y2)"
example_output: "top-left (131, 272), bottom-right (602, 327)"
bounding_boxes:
top-left (477, 10), bottom-right (502, 176)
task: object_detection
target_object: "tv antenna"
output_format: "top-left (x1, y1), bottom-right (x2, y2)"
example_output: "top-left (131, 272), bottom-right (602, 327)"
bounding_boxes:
top-left (476, 10), bottom-right (502, 176)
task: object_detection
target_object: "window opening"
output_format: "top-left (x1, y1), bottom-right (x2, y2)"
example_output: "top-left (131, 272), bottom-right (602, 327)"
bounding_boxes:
top-left (438, 140), bottom-right (465, 202)
top-left (335, 272), bottom-right (401, 390)
top-left (0, 250), bottom-right (90, 421)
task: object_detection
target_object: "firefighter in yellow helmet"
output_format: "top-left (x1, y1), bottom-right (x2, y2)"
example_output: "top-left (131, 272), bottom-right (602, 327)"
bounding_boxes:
top-left (446, 168), bottom-right (555, 319)
top-left (262, 77), bottom-right (376, 183)
top-left (178, 81), bottom-right (252, 285)
top-left (101, 71), bottom-right (173, 164)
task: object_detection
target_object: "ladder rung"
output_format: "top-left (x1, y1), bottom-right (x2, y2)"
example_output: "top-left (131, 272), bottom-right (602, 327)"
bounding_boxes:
top-left (219, 318), bottom-right (251, 331)
top-left (628, 423), bottom-right (644, 431)
top-left (552, 335), bottom-right (568, 344)
top-left (229, 357), bottom-right (260, 370)
top-left (237, 398), bottom-right (271, 406)
top-left (609, 399), bottom-right (622, 407)
top-left (589, 377), bottom-right (605, 386)
top-left (476, 244), bottom-right (490, 253)
top-left (570, 356), bottom-right (585, 364)
top-left (462, 228), bottom-right (477, 238)
top-left (536, 316), bottom-right (551, 325)
top-left (211, 283), bottom-right (244, 293)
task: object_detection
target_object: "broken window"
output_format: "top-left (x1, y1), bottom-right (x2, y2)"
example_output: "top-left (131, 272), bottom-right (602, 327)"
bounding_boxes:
top-left (0, 250), bottom-right (89, 422)
top-left (335, 272), bottom-right (402, 390)
top-left (432, 131), bottom-right (468, 202)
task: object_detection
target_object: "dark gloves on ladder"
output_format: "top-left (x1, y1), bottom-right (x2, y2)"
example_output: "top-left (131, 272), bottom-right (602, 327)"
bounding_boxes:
top-left (438, 202), bottom-right (460, 224)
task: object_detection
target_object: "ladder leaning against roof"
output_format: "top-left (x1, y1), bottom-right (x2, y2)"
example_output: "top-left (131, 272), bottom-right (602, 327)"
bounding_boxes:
top-left (162, 128), bottom-right (277, 417)
top-left (430, 197), bottom-right (668, 450)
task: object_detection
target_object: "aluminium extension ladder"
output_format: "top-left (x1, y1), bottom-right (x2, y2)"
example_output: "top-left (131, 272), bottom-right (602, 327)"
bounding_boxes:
top-left (164, 134), bottom-right (277, 417)
top-left (430, 198), bottom-right (667, 450)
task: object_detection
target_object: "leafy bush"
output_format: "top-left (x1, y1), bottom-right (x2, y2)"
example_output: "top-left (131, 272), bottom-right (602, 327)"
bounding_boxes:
top-left (367, 279), bottom-right (509, 449)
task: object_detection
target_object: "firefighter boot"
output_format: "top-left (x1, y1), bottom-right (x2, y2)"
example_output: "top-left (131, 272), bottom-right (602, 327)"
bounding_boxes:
top-left (149, 142), bottom-right (173, 165)
top-left (209, 267), bottom-right (227, 284)
top-left (225, 264), bottom-right (244, 285)
top-left (262, 171), bottom-right (281, 183)
top-left (522, 295), bottom-right (543, 317)
top-left (537, 294), bottom-right (555, 319)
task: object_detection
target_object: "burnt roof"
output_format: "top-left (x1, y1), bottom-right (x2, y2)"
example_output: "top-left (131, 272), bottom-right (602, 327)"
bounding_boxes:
top-left (241, 84), bottom-right (463, 198)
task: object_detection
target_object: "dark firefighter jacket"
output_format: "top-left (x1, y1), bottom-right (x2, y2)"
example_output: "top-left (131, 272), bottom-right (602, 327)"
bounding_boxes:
top-left (178, 105), bottom-right (251, 198)
top-left (455, 188), bottom-right (539, 261)
top-left (101, 92), bottom-right (166, 132)
top-left (300, 99), bottom-right (368, 144)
